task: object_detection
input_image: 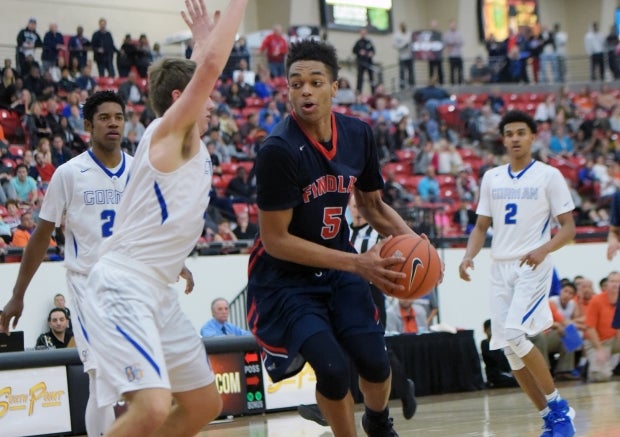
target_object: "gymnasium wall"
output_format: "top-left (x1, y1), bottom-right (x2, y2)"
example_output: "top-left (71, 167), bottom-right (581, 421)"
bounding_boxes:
top-left (0, 242), bottom-right (614, 351)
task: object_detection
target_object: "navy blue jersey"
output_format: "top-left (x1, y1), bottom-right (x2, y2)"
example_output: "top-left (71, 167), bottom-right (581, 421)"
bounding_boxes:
top-left (249, 111), bottom-right (383, 275)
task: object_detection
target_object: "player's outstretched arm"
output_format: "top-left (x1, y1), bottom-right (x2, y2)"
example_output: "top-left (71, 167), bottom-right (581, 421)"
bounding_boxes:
top-left (155, 0), bottom-right (247, 142)
top-left (0, 219), bottom-right (56, 332)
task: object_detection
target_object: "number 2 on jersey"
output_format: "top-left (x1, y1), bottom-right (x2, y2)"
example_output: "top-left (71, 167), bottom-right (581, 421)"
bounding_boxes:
top-left (321, 207), bottom-right (342, 239)
top-left (101, 209), bottom-right (116, 237)
top-left (504, 203), bottom-right (517, 224)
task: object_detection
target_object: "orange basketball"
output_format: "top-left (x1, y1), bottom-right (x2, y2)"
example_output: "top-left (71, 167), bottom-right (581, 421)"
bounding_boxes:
top-left (379, 234), bottom-right (442, 299)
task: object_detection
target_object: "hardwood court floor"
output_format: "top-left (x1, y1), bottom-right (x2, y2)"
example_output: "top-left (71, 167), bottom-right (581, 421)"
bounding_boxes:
top-left (200, 379), bottom-right (620, 437)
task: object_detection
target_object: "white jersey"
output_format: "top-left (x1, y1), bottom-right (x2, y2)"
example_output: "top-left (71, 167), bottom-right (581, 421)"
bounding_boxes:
top-left (477, 160), bottom-right (574, 260)
top-left (39, 150), bottom-right (133, 274)
top-left (99, 118), bottom-right (213, 283)
top-left (549, 295), bottom-right (577, 320)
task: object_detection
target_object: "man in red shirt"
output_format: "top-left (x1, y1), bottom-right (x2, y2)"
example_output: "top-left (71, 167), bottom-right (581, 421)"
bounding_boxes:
top-left (259, 24), bottom-right (288, 78)
top-left (584, 271), bottom-right (620, 382)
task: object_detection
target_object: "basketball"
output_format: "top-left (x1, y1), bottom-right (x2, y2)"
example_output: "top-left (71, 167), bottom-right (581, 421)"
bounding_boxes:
top-left (379, 234), bottom-right (442, 299)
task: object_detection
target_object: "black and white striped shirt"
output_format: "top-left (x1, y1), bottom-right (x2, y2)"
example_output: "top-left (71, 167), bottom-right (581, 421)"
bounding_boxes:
top-left (349, 223), bottom-right (381, 254)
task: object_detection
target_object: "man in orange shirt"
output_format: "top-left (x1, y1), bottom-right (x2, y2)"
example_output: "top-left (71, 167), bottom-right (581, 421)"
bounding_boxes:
top-left (11, 211), bottom-right (56, 250)
top-left (584, 271), bottom-right (619, 382)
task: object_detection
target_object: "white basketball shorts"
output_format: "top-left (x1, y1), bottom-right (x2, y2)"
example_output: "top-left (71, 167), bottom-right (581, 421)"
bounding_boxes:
top-left (489, 257), bottom-right (554, 351)
top-left (82, 253), bottom-right (214, 407)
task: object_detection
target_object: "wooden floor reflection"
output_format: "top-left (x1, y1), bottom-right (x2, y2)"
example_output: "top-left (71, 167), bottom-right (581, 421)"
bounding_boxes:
top-left (197, 379), bottom-right (620, 437)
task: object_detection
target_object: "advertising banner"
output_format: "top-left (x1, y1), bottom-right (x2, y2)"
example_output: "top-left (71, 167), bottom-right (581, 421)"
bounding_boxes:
top-left (0, 366), bottom-right (71, 437)
top-left (263, 362), bottom-right (317, 410)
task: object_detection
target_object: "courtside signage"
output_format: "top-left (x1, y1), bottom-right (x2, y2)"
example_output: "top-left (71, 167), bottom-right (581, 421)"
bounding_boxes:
top-left (0, 366), bottom-right (71, 437)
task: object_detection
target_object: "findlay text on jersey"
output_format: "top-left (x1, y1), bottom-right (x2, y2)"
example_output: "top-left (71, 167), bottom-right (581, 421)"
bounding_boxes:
top-left (302, 174), bottom-right (357, 203)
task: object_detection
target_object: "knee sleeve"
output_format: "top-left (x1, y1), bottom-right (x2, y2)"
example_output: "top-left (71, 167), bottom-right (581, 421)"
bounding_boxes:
top-left (300, 331), bottom-right (350, 400)
top-left (503, 347), bottom-right (525, 370)
top-left (343, 333), bottom-right (391, 383)
top-left (504, 328), bottom-right (534, 358)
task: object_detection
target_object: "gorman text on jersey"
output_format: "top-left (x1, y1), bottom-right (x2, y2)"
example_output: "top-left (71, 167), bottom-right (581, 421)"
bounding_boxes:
top-left (83, 189), bottom-right (122, 205)
top-left (491, 187), bottom-right (539, 200)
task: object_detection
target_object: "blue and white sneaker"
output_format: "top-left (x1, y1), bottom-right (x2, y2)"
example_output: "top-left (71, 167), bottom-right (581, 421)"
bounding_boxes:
top-left (541, 399), bottom-right (575, 437)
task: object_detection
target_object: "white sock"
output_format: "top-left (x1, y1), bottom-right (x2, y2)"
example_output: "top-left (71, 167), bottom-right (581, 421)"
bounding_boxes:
top-left (545, 389), bottom-right (559, 404)
top-left (85, 373), bottom-right (115, 436)
top-left (539, 407), bottom-right (550, 418)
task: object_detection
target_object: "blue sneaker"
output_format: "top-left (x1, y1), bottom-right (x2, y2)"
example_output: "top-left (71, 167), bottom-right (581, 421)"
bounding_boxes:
top-left (540, 401), bottom-right (575, 437)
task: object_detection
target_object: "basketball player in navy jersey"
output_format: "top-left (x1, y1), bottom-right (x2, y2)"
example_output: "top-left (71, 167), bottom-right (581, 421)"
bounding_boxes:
top-left (459, 111), bottom-right (576, 437)
top-left (0, 91), bottom-right (131, 437)
top-left (248, 39), bottom-right (426, 436)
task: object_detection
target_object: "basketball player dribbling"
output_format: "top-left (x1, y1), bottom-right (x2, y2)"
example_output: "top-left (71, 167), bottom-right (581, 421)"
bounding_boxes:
top-left (459, 110), bottom-right (577, 437)
top-left (246, 39), bottom-right (434, 437)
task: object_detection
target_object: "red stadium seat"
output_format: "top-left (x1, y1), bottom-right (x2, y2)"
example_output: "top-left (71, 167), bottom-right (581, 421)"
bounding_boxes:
top-left (220, 162), bottom-right (239, 175)
top-left (9, 144), bottom-right (25, 158)
top-left (394, 149), bottom-right (415, 162)
top-left (0, 109), bottom-right (24, 142)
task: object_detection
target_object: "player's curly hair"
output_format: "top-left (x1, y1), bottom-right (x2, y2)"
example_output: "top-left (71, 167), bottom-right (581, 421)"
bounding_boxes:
top-left (498, 110), bottom-right (537, 135)
top-left (286, 39), bottom-right (339, 82)
top-left (82, 90), bottom-right (125, 123)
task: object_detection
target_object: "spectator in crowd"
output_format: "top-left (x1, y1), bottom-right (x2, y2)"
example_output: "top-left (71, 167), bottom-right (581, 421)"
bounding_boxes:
top-left (427, 19), bottom-right (444, 84)
top-left (68, 26), bottom-right (91, 69)
top-left (0, 145), bottom-right (17, 204)
top-left (455, 165), bottom-right (478, 202)
top-left (26, 100), bottom-right (52, 148)
top-left (16, 18), bottom-right (43, 75)
top-left (118, 70), bottom-right (145, 105)
top-left (485, 34), bottom-right (507, 83)
top-left (41, 22), bottom-right (65, 74)
top-left (386, 298), bottom-right (420, 334)
top-left (232, 58), bottom-right (255, 88)
top-left (393, 22), bottom-right (414, 89)
top-left (34, 149), bottom-right (55, 188)
top-left (11, 211), bottom-right (57, 250)
top-left (225, 166), bottom-right (256, 204)
top-left (542, 300), bottom-right (581, 381)
top-left (75, 64), bottom-right (97, 93)
top-left (123, 111), bottom-right (146, 145)
top-left (53, 293), bottom-right (72, 326)
top-left (116, 34), bottom-right (137, 78)
top-left (605, 24), bottom-right (620, 80)
top-left (584, 272), bottom-right (619, 382)
top-left (2, 199), bottom-right (21, 232)
top-left (584, 22), bottom-right (605, 81)
top-left (135, 34), bottom-right (153, 78)
top-left (91, 18), bottom-right (117, 77)
top-left (554, 23), bottom-right (568, 83)
top-left (538, 24), bottom-right (558, 84)
top-left (232, 209), bottom-right (258, 241)
top-left (452, 199), bottom-right (477, 234)
top-left (200, 297), bottom-right (251, 337)
top-left (417, 164), bottom-right (440, 203)
top-left (469, 56), bottom-right (492, 84)
top-left (259, 24), bottom-right (288, 78)
top-left (35, 308), bottom-right (74, 349)
top-left (481, 319), bottom-right (519, 388)
top-left (444, 19), bottom-right (464, 85)
top-left (10, 163), bottom-right (38, 205)
top-left (352, 28), bottom-right (376, 94)
top-left (50, 134), bottom-right (73, 168)
top-left (382, 170), bottom-right (413, 209)
top-left (477, 102), bottom-right (502, 153)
